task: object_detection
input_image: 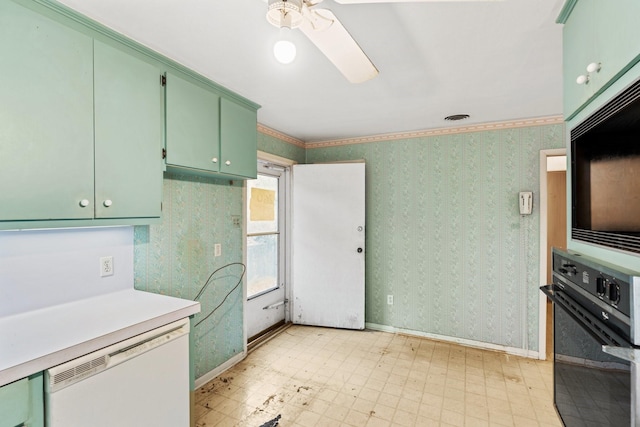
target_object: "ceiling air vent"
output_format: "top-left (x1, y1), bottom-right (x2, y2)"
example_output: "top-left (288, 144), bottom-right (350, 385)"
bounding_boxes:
top-left (444, 114), bottom-right (470, 121)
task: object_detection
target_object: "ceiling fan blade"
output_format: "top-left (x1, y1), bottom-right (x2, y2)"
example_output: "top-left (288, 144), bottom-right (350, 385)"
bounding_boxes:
top-left (334, 0), bottom-right (502, 3)
top-left (298, 8), bottom-right (378, 84)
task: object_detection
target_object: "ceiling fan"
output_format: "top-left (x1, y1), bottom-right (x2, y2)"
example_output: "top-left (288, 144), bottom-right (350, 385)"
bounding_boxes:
top-left (265, 0), bottom-right (501, 84)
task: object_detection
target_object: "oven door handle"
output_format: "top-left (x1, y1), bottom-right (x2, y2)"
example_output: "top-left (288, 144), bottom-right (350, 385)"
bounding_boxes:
top-left (541, 284), bottom-right (632, 348)
top-left (602, 346), bottom-right (640, 363)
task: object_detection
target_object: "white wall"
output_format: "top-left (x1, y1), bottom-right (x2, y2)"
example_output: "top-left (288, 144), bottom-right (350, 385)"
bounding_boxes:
top-left (0, 227), bottom-right (133, 316)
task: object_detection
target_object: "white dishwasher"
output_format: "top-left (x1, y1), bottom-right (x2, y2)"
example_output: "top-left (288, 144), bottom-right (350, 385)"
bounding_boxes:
top-left (45, 318), bottom-right (190, 427)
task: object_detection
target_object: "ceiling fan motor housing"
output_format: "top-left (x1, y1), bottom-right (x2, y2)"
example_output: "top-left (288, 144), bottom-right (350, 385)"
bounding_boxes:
top-left (267, 0), bottom-right (304, 29)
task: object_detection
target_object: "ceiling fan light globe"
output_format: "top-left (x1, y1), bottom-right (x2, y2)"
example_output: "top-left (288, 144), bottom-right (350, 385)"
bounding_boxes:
top-left (274, 40), bottom-right (297, 64)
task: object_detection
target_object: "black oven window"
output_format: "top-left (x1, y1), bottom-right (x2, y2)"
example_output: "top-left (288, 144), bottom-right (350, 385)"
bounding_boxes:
top-left (554, 306), bottom-right (630, 427)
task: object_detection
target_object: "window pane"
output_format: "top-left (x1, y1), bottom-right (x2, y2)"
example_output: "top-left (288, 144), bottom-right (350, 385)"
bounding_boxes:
top-left (247, 174), bottom-right (278, 235)
top-left (247, 234), bottom-right (278, 298)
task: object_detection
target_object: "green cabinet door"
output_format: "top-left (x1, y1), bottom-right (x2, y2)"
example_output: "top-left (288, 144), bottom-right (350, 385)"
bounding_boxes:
top-left (591, 0), bottom-right (640, 89)
top-left (0, 0), bottom-right (94, 221)
top-left (165, 73), bottom-right (221, 173)
top-left (562, 0), bottom-right (640, 118)
top-left (562, 0), bottom-right (594, 117)
top-left (220, 98), bottom-right (258, 179)
top-left (94, 40), bottom-right (163, 219)
top-left (0, 378), bottom-right (29, 427)
top-left (0, 373), bottom-right (44, 427)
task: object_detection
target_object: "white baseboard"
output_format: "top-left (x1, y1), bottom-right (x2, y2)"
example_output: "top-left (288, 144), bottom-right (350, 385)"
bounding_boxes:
top-left (194, 351), bottom-right (246, 389)
top-left (365, 323), bottom-right (540, 360)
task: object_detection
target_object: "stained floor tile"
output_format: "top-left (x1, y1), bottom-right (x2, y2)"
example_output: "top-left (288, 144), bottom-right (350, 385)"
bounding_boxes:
top-left (195, 325), bottom-right (562, 426)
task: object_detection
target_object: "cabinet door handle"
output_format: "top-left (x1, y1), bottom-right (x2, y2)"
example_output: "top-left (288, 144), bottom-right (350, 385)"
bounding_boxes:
top-left (225, 160), bottom-right (231, 166)
top-left (586, 62), bottom-right (601, 73)
top-left (103, 199), bottom-right (113, 207)
top-left (79, 199), bottom-right (90, 207)
top-left (211, 157), bottom-right (218, 163)
top-left (576, 74), bottom-right (589, 85)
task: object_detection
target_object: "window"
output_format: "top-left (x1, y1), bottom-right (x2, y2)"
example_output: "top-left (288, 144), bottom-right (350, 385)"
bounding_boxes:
top-left (246, 171), bottom-right (282, 298)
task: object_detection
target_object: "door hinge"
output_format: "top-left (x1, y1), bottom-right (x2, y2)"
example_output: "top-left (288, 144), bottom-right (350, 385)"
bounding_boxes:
top-left (160, 75), bottom-right (166, 86)
top-left (162, 148), bottom-right (166, 159)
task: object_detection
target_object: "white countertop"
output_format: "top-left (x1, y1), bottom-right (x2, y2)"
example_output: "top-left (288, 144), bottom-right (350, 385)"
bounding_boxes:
top-left (0, 289), bottom-right (200, 387)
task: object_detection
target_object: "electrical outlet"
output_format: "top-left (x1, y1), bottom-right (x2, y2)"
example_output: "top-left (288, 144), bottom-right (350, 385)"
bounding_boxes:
top-left (100, 256), bottom-right (114, 277)
top-left (387, 295), bottom-right (393, 305)
top-left (232, 215), bottom-right (241, 227)
top-left (214, 244), bottom-right (222, 257)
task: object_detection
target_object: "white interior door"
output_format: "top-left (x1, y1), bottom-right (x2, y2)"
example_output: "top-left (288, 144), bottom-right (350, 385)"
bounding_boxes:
top-left (291, 163), bottom-right (365, 329)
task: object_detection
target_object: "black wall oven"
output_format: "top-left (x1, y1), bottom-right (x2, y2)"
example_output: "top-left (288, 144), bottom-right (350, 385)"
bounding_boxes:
top-left (542, 249), bottom-right (640, 426)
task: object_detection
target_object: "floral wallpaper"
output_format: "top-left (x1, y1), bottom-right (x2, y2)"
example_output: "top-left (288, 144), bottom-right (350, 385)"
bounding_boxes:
top-left (134, 174), bottom-right (244, 379)
top-left (134, 130), bottom-right (300, 380)
top-left (134, 122), bottom-right (564, 380)
top-left (306, 124), bottom-right (565, 351)
top-left (258, 130), bottom-right (306, 163)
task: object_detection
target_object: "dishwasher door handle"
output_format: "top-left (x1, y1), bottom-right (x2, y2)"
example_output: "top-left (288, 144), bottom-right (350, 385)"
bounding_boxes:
top-left (109, 325), bottom-right (188, 366)
top-left (46, 318), bottom-right (189, 393)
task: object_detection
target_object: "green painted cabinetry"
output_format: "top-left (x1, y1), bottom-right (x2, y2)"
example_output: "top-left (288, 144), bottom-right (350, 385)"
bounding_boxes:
top-left (1, 0), bottom-right (258, 229)
top-left (165, 74), bottom-right (258, 179)
top-left (561, 0), bottom-right (640, 119)
top-left (0, 1), bottom-right (163, 228)
top-left (0, 373), bottom-right (44, 427)
top-left (220, 98), bottom-right (258, 179)
top-left (94, 40), bottom-right (163, 219)
top-left (0, 0), bottom-right (94, 222)
top-left (165, 72), bottom-right (221, 173)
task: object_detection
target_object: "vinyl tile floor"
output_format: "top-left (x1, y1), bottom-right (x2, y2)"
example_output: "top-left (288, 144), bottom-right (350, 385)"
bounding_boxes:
top-left (195, 325), bottom-right (562, 427)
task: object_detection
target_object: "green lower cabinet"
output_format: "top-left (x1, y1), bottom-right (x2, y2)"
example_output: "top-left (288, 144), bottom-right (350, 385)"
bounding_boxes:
top-left (0, 373), bottom-right (44, 427)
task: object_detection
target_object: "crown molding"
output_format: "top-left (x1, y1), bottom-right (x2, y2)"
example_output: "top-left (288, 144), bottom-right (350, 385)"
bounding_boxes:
top-left (305, 115), bottom-right (565, 149)
top-left (556, 0), bottom-right (577, 24)
top-left (257, 124), bottom-right (306, 148)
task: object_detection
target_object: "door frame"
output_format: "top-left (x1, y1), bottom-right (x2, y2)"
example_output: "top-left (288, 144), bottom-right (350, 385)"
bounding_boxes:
top-left (538, 148), bottom-right (566, 360)
top-left (243, 151), bottom-right (296, 348)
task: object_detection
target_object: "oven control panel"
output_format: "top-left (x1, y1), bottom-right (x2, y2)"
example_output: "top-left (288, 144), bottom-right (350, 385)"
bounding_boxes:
top-left (552, 250), bottom-right (631, 317)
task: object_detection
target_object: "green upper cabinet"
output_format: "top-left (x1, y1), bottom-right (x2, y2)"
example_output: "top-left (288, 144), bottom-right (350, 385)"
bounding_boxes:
top-left (94, 40), bottom-right (163, 219)
top-left (0, 0), bottom-right (259, 228)
top-left (561, 0), bottom-right (640, 119)
top-left (165, 73), bottom-right (258, 179)
top-left (0, 0), bottom-right (94, 222)
top-left (165, 72), bottom-right (221, 173)
top-left (221, 98), bottom-right (258, 179)
top-left (0, 1), bottom-right (163, 227)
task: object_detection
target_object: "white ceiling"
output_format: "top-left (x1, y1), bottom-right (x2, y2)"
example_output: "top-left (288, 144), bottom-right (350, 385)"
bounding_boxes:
top-left (56, 0), bottom-right (565, 142)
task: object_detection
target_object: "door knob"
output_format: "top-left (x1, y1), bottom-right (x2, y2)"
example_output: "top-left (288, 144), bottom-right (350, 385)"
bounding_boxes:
top-left (79, 199), bottom-right (90, 207)
top-left (357, 248), bottom-right (363, 253)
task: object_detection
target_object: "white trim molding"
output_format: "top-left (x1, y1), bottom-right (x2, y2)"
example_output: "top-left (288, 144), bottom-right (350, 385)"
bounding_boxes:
top-left (195, 351), bottom-right (246, 389)
top-left (365, 323), bottom-right (541, 360)
top-left (258, 150), bottom-right (298, 167)
top-left (538, 148), bottom-right (567, 361)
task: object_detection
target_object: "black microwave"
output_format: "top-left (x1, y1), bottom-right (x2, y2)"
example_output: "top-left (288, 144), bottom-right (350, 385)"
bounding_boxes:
top-left (571, 77), bottom-right (640, 254)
